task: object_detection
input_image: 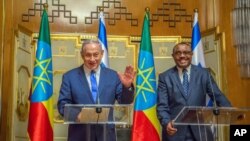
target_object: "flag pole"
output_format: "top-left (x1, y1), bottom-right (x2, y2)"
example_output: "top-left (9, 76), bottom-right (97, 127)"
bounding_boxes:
top-left (98, 6), bottom-right (109, 67)
top-left (131, 7), bottom-right (160, 141)
top-left (99, 6), bottom-right (103, 12)
top-left (28, 2), bottom-right (53, 140)
top-left (43, 3), bottom-right (48, 11)
top-left (194, 8), bottom-right (198, 13)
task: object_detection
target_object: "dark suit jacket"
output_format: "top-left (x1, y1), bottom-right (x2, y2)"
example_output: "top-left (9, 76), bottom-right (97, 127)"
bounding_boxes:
top-left (57, 65), bottom-right (134, 141)
top-left (157, 65), bottom-right (231, 141)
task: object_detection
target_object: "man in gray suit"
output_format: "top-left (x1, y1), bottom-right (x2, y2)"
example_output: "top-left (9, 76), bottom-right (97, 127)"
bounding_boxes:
top-left (157, 42), bottom-right (231, 141)
top-left (57, 40), bottom-right (135, 141)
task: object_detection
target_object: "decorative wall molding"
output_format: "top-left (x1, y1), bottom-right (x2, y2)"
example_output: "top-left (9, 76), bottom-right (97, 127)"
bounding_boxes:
top-left (85, 0), bottom-right (138, 26)
top-left (16, 66), bottom-right (30, 121)
top-left (22, 0), bottom-right (77, 24)
top-left (150, 1), bottom-right (193, 27)
top-left (21, 0), bottom-right (193, 28)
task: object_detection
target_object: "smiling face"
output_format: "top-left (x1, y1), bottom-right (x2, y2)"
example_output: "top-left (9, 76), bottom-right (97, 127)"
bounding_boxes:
top-left (81, 41), bottom-right (103, 70)
top-left (172, 42), bottom-right (193, 69)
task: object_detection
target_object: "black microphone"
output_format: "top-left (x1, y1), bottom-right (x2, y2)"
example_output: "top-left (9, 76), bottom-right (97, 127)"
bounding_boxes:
top-left (94, 72), bottom-right (102, 114)
top-left (96, 98), bottom-right (102, 113)
top-left (208, 71), bottom-right (220, 116)
top-left (96, 108), bottom-right (102, 113)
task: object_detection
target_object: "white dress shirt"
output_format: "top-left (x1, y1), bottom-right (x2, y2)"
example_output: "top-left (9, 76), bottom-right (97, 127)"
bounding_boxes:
top-left (83, 65), bottom-right (101, 89)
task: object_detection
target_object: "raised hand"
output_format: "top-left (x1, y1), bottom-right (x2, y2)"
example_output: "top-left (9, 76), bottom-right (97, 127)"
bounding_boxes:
top-left (117, 65), bottom-right (136, 88)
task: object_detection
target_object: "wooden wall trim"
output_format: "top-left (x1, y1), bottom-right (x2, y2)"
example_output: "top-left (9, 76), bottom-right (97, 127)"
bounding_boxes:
top-left (0, 0), bottom-right (15, 141)
top-left (0, 0), bottom-right (4, 135)
top-left (0, 0), bottom-right (4, 139)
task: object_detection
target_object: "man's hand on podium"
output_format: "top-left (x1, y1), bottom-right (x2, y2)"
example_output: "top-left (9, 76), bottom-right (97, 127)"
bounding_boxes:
top-left (166, 121), bottom-right (177, 136)
top-left (76, 112), bottom-right (82, 122)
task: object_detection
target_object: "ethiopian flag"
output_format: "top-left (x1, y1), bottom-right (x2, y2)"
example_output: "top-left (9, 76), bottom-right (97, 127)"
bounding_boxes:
top-left (131, 10), bottom-right (161, 141)
top-left (28, 7), bottom-right (53, 141)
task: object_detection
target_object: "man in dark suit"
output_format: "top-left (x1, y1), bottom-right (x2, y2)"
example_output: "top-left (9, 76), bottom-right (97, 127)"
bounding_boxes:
top-left (57, 39), bottom-right (135, 141)
top-left (157, 42), bottom-right (231, 141)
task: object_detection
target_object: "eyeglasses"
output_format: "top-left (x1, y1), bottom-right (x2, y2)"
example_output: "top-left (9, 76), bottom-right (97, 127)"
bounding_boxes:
top-left (174, 51), bottom-right (192, 56)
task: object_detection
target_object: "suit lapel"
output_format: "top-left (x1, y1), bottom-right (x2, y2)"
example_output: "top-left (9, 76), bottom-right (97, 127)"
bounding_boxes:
top-left (98, 67), bottom-right (105, 99)
top-left (188, 65), bottom-right (196, 99)
top-left (78, 66), bottom-right (95, 103)
top-left (172, 67), bottom-right (188, 100)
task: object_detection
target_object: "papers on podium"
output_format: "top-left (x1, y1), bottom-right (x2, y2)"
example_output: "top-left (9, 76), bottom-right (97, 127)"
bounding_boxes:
top-left (63, 104), bottom-right (133, 125)
top-left (79, 107), bottom-right (110, 124)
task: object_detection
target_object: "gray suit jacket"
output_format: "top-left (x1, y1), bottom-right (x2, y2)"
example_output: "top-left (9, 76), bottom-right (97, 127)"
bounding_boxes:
top-left (57, 65), bottom-right (134, 141)
top-left (157, 65), bottom-right (231, 141)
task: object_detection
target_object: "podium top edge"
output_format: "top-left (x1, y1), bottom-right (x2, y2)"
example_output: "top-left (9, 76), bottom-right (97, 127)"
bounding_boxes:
top-left (183, 106), bottom-right (250, 111)
top-left (65, 104), bottom-right (133, 107)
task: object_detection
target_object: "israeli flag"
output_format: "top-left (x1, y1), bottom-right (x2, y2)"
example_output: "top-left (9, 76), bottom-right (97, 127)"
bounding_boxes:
top-left (98, 11), bottom-right (109, 68)
top-left (191, 10), bottom-right (213, 107)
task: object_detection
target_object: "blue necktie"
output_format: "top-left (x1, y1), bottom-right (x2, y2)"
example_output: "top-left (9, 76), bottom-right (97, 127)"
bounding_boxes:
top-left (90, 70), bottom-right (98, 102)
top-left (182, 69), bottom-right (189, 95)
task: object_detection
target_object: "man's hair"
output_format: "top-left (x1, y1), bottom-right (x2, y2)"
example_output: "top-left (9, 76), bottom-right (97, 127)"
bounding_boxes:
top-left (172, 42), bottom-right (191, 53)
top-left (81, 39), bottom-right (101, 53)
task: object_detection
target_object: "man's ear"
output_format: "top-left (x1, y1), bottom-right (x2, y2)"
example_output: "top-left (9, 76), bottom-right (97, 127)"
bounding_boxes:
top-left (80, 50), bottom-right (84, 58)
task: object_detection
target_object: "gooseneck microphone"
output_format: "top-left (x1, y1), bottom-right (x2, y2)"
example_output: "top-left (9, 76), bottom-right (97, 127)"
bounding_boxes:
top-left (208, 72), bottom-right (220, 116)
top-left (96, 107), bottom-right (102, 113)
top-left (91, 70), bottom-right (102, 114)
top-left (96, 94), bottom-right (102, 114)
top-left (208, 71), bottom-right (220, 141)
top-left (95, 72), bottom-right (102, 114)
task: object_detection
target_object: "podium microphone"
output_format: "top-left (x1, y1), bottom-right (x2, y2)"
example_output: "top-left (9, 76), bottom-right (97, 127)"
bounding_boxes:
top-left (95, 83), bottom-right (102, 114)
top-left (91, 71), bottom-right (102, 114)
top-left (96, 101), bottom-right (102, 113)
top-left (208, 72), bottom-right (220, 116)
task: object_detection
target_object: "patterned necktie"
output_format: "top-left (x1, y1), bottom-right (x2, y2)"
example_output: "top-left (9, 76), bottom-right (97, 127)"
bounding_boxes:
top-left (182, 69), bottom-right (189, 95)
top-left (90, 70), bottom-right (98, 102)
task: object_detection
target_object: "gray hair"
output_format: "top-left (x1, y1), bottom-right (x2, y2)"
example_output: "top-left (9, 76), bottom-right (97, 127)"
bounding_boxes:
top-left (81, 39), bottom-right (102, 53)
top-left (172, 42), bottom-right (191, 53)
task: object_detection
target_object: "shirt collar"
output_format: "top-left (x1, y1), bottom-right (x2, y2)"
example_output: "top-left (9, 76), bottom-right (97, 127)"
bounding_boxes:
top-left (176, 65), bottom-right (191, 74)
top-left (83, 65), bottom-right (101, 75)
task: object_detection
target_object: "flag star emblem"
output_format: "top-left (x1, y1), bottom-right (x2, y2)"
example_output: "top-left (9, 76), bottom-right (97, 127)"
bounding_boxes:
top-left (32, 51), bottom-right (52, 94)
top-left (136, 58), bottom-right (156, 102)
